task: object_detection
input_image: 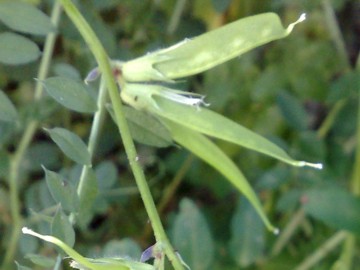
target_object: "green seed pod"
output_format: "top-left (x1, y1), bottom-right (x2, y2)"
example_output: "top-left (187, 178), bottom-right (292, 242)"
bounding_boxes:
top-left (120, 13), bottom-right (305, 82)
top-left (120, 83), bottom-right (155, 110)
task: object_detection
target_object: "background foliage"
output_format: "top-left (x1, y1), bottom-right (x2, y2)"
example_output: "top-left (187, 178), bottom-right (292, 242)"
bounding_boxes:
top-left (0, 0), bottom-right (359, 269)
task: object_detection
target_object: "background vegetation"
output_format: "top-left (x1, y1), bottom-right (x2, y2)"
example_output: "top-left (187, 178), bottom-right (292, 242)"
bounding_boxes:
top-left (0, 0), bottom-right (359, 269)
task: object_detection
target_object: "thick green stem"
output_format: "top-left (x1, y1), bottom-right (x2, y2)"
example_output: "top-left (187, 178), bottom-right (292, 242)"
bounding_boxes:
top-left (1, 2), bottom-right (62, 269)
top-left (59, 1), bottom-right (184, 269)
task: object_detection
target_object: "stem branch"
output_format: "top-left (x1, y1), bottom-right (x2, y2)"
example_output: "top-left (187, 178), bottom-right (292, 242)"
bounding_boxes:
top-left (59, 1), bottom-right (184, 269)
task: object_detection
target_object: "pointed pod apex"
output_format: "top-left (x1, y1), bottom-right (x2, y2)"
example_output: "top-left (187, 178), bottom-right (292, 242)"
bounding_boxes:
top-left (22, 227), bottom-right (47, 240)
top-left (22, 227), bottom-right (41, 238)
top-left (286, 13), bottom-right (306, 34)
top-left (312, 163), bottom-right (323, 170)
top-left (298, 161), bottom-right (323, 170)
top-left (299, 13), bottom-right (306, 22)
top-left (22, 227), bottom-right (31, 234)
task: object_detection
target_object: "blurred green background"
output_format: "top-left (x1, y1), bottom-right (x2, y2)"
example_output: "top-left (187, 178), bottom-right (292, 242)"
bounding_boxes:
top-left (0, 0), bottom-right (359, 269)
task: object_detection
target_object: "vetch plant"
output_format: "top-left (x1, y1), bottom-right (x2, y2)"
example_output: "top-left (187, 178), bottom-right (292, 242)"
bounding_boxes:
top-left (22, 227), bottom-right (156, 270)
top-left (7, 1), bottom-right (324, 269)
top-left (22, 227), bottom-right (190, 270)
top-left (86, 12), bottom-right (321, 233)
top-left (1, 1), bottom-right (357, 269)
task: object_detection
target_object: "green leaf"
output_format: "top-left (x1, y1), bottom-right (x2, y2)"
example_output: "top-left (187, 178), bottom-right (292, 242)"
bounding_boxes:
top-left (43, 76), bottom-right (97, 113)
top-left (52, 62), bottom-right (81, 80)
top-left (252, 66), bottom-right (285, 103)
top-left (0, 121), bottom-right (15, 145)
top-left (124, 106), bottom-right (172, 147)
top-left (276, 189), bottom-right (302, 212)
top-left (294, 131), bottom-right (326, 161)
top-left (24, 254), bottom-right (56, 268)
top-left (256, 166), bottom-right (289, 190)
top-left (43, 167), bottom-right (79, 213)
top-left (18, 97), bottom-right (59, 124)
top-left (19, 229), bottom-right (39, 255)
top-left (95, 161), bottom-right (118, 189)
top-left (303, 187), bottom-right (360, 235)
top-left (120, 13), bottom-right (305, 82)
top-left (51, 208), bottom-right (75, 248)
top-left (163, 119), bottom-right (276, 231)
top-left (23, 142), bottom-right (61, 173)
top-left (276, 91), bottom-right (308, 131)
top-left (45, 127), bottom-right (91, 165)
top-left (0, 89), bottom-right (18, 122)
top-left (0, 32), bottom-right (40, 65)
top-left (152, 95), bottom-right (320, 168)
top-left (229, 197), bottom-right (265, 267)
top-left (172, 198), bottom-right (214, 270)
top-left (24, 181), bottom-right (54, 213)
top-left (25, 181), bottom-right (54, 213)
top-left (0, 1), bottom-right (55, 35)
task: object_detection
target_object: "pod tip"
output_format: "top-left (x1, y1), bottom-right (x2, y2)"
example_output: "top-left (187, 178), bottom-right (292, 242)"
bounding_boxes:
top-left (273, 228), bottom-right (280, 235)
top-left (299, 13), bottom-right (306, 22)
top-left (299, 161), bottom-right (323, 170)
top-left (22, 227), bottom-right (31, 234)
